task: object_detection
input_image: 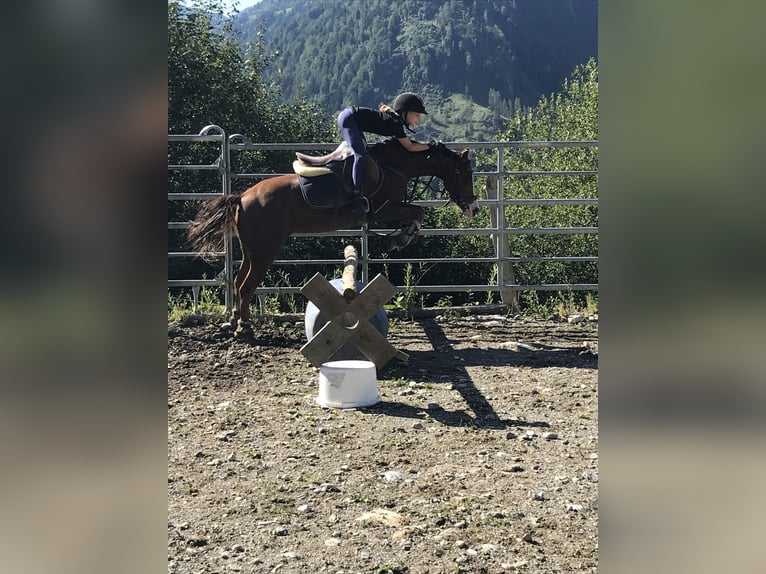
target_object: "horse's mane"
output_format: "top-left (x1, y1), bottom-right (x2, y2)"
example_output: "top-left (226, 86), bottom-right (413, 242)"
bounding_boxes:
top-left (368, 137), bottom-right (402, 152)
top-left (369, 137), bottom-right (446, 155)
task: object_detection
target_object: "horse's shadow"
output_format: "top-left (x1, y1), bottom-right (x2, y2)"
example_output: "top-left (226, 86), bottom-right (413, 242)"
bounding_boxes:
top-left (366, 318), bottom-right (596, 430)
top-left (361, 400), bottom-right (551, 431)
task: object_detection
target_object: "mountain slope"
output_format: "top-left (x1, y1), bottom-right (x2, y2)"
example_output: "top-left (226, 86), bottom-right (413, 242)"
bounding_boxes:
top-left (233, 0), bottom-right (597, 140)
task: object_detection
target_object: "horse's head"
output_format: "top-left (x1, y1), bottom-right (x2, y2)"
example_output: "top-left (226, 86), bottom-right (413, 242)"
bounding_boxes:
top-left (427, 143), bottom-right (479, 218)
top-left (370, 139), bottom-right (479, 217)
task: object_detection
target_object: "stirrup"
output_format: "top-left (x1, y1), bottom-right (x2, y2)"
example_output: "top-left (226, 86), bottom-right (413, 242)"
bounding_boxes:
top-left (352, 197), bottom-right (369, 224)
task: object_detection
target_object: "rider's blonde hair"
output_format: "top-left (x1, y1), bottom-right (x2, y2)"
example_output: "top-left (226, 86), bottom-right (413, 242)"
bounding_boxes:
top-left (379, 103), bottom-right (396, 114)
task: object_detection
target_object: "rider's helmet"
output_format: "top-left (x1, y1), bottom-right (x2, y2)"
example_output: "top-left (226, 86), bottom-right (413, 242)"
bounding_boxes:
top-left (393, 92), bottom-right (428, 117)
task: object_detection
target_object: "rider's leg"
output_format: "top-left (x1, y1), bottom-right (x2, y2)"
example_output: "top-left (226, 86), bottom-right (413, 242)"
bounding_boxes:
top-left (337, 109), bottom-right (370, 219)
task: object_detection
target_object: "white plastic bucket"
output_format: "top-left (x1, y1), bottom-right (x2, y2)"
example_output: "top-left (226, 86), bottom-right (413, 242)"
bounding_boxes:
top-left (316, 360), bottom-right (379, 408)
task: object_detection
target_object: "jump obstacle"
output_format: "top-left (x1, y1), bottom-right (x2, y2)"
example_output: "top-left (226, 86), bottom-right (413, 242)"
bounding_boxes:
top-left (300, 245), bottom-right (409, 370)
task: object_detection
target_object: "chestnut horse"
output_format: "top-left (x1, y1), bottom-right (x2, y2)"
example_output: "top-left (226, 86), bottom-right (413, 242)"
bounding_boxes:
top-left (188, 138), bottom-right (478, 335)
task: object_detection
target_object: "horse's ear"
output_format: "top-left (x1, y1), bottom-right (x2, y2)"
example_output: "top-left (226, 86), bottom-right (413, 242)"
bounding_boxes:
top-left (460, 148), bottom-right (470, 160)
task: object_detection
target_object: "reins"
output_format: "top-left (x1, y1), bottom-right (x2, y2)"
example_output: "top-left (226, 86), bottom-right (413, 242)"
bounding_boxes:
top-left (380, 162), bottom-right (453, 207)
top-left (363, 145), bottom-right (467, 239)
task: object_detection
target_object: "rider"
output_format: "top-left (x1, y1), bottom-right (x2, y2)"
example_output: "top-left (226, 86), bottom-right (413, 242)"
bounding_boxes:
top-left (337, 92), bottom-right (434, 221)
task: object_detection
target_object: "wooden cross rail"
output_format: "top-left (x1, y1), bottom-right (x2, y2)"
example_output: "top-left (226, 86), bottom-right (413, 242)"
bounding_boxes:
top-left (300, 246), bottom-right (409, 370)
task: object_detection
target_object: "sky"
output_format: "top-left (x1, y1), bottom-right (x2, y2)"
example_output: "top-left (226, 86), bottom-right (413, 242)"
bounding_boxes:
top-left (224, 0), bottom-right (262, 10)
top-left (182, 0), bottom-right (263, 11)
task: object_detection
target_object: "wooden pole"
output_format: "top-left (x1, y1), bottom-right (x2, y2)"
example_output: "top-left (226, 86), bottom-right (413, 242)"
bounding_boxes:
top-left (341, 245), bottom-right (358, 301)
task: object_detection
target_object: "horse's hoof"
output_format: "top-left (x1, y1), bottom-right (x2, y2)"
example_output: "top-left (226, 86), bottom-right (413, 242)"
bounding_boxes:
top-left (234, 320), bottom-right (253, 338)
top-left (388, 235), bottom-right (411, 252)
top-left (387, 221), bottom-right (421, 252)
top-left (387, 238), bottom-right (404, 252)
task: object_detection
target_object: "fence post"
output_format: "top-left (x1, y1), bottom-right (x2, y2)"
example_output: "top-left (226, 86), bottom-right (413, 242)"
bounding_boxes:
top-left (488, 149), bottom-right (518, 310)
top-left (221, 130), bottom-right (233, 312)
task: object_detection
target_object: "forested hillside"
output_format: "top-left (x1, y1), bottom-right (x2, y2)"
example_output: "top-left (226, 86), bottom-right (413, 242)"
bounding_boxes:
top-left (233, 0), bottom-right (597, 140)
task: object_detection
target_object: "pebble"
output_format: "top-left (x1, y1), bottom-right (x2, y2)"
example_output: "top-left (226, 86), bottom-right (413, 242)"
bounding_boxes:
top-left (272, 526), bottom-right (288, 536)
top-left (455, 540), bottom-right (468, 549)
top-left (356, 509), bottom-right (404, 527)
top-left (411, 422), bottom-right (424, 430)
top-left (582, 470), bottom-right (599, 482)
top-left (433, 529), bottom-right (454, 542)
top-left (315, 483), bottom-right (340, 493)
top-left (383, 470), bottom-right (405, 482)
top-left (543, 432), bottom-right (558, 440)
top-left (187, 535), bottom-right (208, 547)
top-left (503, 560), bottom-right (529, 570)
top-left (217, 430), bottom-right (236, 441)
top-left (427, 402), bottom-right (440, 410)
top-left (324, 537), bottom-right (341, 547)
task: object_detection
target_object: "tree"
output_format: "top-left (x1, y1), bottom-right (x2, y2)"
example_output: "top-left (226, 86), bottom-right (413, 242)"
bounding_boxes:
top-left (168, 0), bottom-right (333, 294)
top-left (168, 0), bottom-right (331, 142)
top-left (493, 58), bottom-right (599, 310)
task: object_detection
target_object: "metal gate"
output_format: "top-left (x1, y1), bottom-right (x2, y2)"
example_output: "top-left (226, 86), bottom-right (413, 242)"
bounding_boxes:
top-left (168, 125), bottom-right (598, 312)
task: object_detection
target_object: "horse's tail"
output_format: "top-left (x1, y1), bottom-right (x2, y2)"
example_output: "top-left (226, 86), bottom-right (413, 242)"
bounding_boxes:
top-left (187, 195), bottom-right (241, 261)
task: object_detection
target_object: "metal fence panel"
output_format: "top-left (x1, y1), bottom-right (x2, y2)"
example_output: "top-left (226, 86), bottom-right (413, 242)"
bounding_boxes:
top-left (168, 128), bottom-right (598, 312)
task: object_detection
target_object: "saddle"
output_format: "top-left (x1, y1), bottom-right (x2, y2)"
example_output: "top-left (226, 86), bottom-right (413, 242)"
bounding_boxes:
top-left (293, 141), bottom-right (383, 209)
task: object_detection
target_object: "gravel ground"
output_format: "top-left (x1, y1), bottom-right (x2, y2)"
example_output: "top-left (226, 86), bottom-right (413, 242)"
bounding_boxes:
top-left (168, 313), bottom-right (598, 573)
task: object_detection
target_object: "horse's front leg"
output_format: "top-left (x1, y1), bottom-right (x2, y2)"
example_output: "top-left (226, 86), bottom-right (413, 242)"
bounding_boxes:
top-left (389, 219), bottom-right (422, 251)
top-left (374, 204), bottom-right (424, 252)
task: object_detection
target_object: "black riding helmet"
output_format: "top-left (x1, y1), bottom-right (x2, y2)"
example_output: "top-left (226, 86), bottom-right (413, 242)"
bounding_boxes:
top-left (393, 92), bottom-right (428, 133)
top-left (393, 92), bottom-right (428, 116)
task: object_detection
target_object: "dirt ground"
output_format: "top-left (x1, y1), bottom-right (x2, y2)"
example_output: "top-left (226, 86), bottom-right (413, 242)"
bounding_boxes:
top-left (168, 312), bottom-right (598, 574)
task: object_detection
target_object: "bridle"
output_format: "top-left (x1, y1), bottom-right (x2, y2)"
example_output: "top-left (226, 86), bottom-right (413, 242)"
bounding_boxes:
top-left (375, 143), bottom-right (475, 210)
top-left (428, 147), bottom-right (476, 212)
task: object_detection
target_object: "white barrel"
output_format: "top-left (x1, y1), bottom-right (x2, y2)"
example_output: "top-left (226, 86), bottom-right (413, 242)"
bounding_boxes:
top-left (316, 360), bottom-right (379, 408)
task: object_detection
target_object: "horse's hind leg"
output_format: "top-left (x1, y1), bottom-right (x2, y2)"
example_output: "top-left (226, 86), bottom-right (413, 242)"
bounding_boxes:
top-left (227, 253), bottom-right (251, 329)
top-left (235, 241), bottom-right (286, 337)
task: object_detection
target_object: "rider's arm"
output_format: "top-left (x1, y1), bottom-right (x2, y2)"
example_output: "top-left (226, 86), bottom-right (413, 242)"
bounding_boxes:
top-left (397, 137), bottom-right (431, 152)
